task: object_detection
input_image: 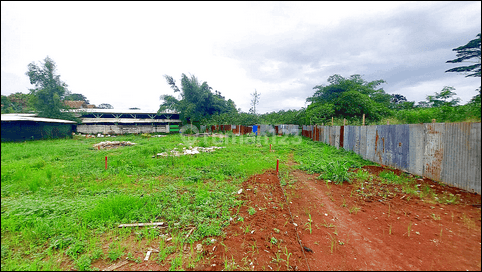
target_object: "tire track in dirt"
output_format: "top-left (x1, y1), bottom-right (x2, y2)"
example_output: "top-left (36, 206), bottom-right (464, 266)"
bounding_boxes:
top-left (288, 170), bottom-right (407, 270)
top-left (200, 170), bottom-right (309, 271)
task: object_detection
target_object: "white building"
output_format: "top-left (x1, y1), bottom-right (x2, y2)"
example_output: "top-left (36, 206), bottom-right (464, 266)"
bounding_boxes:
top-left (72, 109), bottom-right (181, 134)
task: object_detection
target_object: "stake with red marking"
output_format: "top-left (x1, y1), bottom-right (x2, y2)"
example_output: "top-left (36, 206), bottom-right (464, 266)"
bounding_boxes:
top-left (276, 159), bottom-right (279, 175)
top-left (105, 156), bottom-right (108, 170)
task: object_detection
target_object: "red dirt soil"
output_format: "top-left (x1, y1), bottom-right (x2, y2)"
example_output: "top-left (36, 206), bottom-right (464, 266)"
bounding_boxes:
top-left (93, 166), bottom-right (481, 271)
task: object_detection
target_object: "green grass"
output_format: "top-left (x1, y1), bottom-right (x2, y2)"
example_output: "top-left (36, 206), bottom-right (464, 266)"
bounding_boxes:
top-left (294, 139), bottom-right (375, 184)
top-left (1, 133), bottom-right (372, 270)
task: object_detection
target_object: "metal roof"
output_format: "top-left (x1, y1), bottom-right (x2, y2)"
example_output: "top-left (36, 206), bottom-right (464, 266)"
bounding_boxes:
top-left (65, 109), bottom-right (179, 114)
top-left (1, 114), bottom-right (76, 124)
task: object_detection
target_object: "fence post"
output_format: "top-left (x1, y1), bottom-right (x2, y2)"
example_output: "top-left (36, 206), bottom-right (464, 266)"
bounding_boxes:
top-left (331, 117), bottom-right (334, 126)
top-left (343, 118), bottom-right (346, 126)
top-left (362, 114), bottom-right (365, 126)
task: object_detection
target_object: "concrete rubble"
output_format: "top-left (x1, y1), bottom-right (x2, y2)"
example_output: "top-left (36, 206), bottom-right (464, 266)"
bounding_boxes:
top-left (153, 145), bottom-right (225, 158)
top-left (93, 141), bottom-right (136, 150)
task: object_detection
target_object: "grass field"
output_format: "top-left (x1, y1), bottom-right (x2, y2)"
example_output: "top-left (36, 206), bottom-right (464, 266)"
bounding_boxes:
top-left (1, 133), bottom-right (374, 270)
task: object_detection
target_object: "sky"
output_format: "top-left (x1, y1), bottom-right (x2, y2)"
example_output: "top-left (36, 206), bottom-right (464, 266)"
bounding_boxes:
top-left (1, 1), bottom-right (481, 114)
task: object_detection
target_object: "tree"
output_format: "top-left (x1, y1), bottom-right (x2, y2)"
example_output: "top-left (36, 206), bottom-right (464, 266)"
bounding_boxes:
top-left (249, 89), bottom-right (261, 115)
top-left (98, 103), bottom-right (114, 109)
top-left (306, 74), bottom-right (392, 122)
top-left (390, 94), bottom-right (407, 105)
top-left (305, 103), bottom-right (335, 125)
top-left (159, 73), bottom-right (237, 123)
top-left (25, 56), bottom-right (75, 120)
top-left (1, 92), bottom-right (35, 113)
top-left (308, 74), bottom-right (387, 104)
top-left (64, 93), bottom-right (89, 104)
top-left (445, 33), bottom-right (481, 77)
top-left (426, 86), bottom-right (461, 107)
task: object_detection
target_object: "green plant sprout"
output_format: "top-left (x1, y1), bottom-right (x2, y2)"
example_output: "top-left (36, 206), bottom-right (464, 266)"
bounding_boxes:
top-left (328, 233), bottom-right (336, 253)
top-left (304, 214), bottom-right (313, 234)
top-left (341, 197), bottom-right (347, 207)
top-left (271, 252), bottom-right (285, 264)
top-left (349, 206), bottom-right (361, 214)
top-left (407, 222), bottom-right (412, 237)
top-left (284, 246), bottom-right (292, 270)
top-left (250, 241), bottom-right (258, 254)
top-left (244, 224), bottom-right (251, 234)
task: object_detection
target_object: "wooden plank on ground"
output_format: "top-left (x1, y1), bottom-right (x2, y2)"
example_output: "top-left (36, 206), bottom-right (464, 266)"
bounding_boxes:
top-left (118, 222), bottom-right (165, 228)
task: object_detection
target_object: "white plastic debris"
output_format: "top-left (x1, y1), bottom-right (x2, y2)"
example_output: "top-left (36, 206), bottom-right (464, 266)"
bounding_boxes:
top-left (93, 141), bottom-right (136, 150)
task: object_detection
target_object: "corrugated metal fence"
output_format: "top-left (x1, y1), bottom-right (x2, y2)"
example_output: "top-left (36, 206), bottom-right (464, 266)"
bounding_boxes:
top-left (200, 124), bottom-right (299, 136)
top-left (198, 123), bottom-right (481, 193)
top-left (303, 123), bottom-right (481, 194)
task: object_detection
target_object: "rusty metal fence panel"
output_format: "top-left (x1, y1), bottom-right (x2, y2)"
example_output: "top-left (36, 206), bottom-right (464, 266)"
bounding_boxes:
top-left (302, 122), bottom-right (481, 194)
top-left (423, 123), bottom-right (445, 181)
top-left (409, 124), bottom-right (425, 177)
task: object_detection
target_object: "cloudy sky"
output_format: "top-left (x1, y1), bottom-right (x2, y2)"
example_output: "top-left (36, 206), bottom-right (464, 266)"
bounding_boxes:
top-left (1, 1), bottom-right (481, 113)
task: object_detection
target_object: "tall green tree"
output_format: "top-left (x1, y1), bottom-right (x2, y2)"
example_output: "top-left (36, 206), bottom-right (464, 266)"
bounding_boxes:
top-left (306, 74), bottom-right (392, 122)
top-left (25, 56), bottom-right (75, 120)
top-left (159, 74), bottom-right (237, 123)
top-left (445, 33), bottom-right (481, 77)
top-left (425, 86), bottom-right (461, 107)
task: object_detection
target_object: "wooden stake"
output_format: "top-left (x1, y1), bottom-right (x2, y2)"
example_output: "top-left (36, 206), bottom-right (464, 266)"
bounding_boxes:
top-left (331, 117), bottom-right (334, 126)
top-left (432, 119), bottom-right (436, 123)
top-left (343, 118), bottom-right (346, 126)
top-left (276, 159), bottom-right (279, 175)
top-left (387, 120), bottom-right (390, 125)
top-left (362, 114), bottom-right (365, 126)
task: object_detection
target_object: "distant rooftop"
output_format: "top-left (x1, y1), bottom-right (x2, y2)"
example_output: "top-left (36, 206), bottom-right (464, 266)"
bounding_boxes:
top-left (1, 113), bottom-right (76, 124)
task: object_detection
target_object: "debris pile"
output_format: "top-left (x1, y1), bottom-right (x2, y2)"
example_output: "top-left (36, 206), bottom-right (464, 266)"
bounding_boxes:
top-left (153, 146), bottom-right (225, 158)
top-left (93, 141), bottom-right (136, 150)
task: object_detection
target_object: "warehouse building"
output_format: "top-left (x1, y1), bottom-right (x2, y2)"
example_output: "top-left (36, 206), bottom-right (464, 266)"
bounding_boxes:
top-left (1, 113), bottom-right (76, 142)
top-left (72, 109), bottom-right (181, 134)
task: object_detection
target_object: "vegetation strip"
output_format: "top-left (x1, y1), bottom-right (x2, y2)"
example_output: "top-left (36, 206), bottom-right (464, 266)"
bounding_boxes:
top-left (278, 168), bottom-right (311, 271)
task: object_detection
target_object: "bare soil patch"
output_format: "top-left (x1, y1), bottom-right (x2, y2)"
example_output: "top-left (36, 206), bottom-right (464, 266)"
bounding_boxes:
top-left (92, 166), bottom-right (481, 271)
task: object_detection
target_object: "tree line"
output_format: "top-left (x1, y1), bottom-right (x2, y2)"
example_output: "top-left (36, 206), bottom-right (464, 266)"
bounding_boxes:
top-left (3, 33), bottom-right (480, 126)
top-left (163, 33), bottom-right (480, 126)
